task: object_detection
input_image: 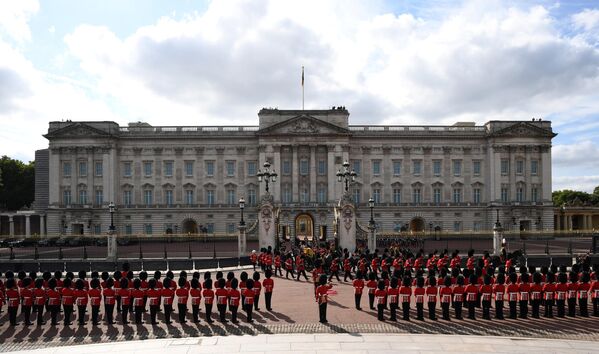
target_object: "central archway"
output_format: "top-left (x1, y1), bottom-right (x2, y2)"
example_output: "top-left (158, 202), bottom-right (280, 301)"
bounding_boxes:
top-left (295, 213), bottom-right (314, 241)
top-left (409, 217), bottom-right (425, 232)
top-left (182, 218), bottom-right (198, 234)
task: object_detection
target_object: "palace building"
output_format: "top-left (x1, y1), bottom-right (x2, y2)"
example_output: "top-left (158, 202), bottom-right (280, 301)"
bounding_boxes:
top-left (30, 108), bottom-right (557, 242)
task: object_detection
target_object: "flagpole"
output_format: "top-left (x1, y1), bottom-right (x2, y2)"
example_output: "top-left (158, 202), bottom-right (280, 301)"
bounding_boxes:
top-left (302, 66), bottom-right (305, 110)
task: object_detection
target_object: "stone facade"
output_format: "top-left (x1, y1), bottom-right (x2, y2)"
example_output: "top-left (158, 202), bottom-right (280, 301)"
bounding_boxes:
top-left (36, 108), bottom-right (556, 242)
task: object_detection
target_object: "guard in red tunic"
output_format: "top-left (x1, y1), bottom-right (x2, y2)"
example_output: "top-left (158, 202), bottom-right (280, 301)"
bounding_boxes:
top-left (452, 275), bottom-right (465, 319)
top-left (343, 256), bottom-right (353, 282)
top-left (274, 252), bottom-right (283, 277)
top-left (567, 272), bottom-right (579, 317)
top-left (399, 276), bottom-right (412, 320)
top-left (243, 279), bottom-right (255, 322)
top-left (263, 269), bottom-right (274, 311)
top-left (88, 278), bottom-right (101, 325)
top-left (189, 278), bottom-right (202, 323)
top-left (542, 272), bottom-right (555, 317)
top-left (518, 272), bottom-right (530, 318)
top-left (426, 276), bottom-right (438, 320)
top-left (493, 273), bottom-right (506, 319)
top-left (6, 278), bottom-right (20, 326)
top-left (353, 271), bottom-right (365, 310)
top-left (578, 272), bottom-right (591, 317)
top-left (47, 278), bottom-right (61, 325)
top-left (229, 278), bottom-right (241, 323)
top-left (530, 272), bottom-right (543, 318)
top-left (440, 276), bottom-right (452, 320)
top-left (480, 275), bottom-right (493, 320)
top-left (250, 250), bottom-right (258, 271)
top-left (366, 272), bottom-right (377, 310)
top-left (146, 279), bottom-right (160, 325)
top-left (387, 277), bottom-right (399, 321)
top-left (33, 278), bottom-right (47, 326)
top-left (465, 275), bottom-right (478, 320)
top-left (265, 250), bottom-right (274, 272)
top-left (20, 278), bottom-right (34, 326)
top-left (161, 278), bottom-right (174, 324)
top-left (215, 278), bottom-right (229, 323)
top-left (555, 272), bottom-right (568, 317)
top-left (130, 279), bottom-right (144, 324)
top-left (296, 255), bottom-right (308, 281)
top-left (203, 278), bottom-right (215, 323)
top-left (590, 273), bottom-right (599, 316)
top-left (414, 276), bottom-right (426, 320)
top-left (315, 274), bottom-right (333, 323)
top-left (119, 277), bottom-right (131, 324)
top-left (61, 278), bottom-right (75, 325)
top-left (375, 280), bottom-right (387, 321)
top-left (329, 257), bottom-right (341, 282)
top-left (507, 272), bottom-right (519, 319)
top-left (74, 279), bottom-right (89, 325)
top-left (285, 254), bottom-right (294, 279)
top-left (252, 272), bottom-right (262, 311)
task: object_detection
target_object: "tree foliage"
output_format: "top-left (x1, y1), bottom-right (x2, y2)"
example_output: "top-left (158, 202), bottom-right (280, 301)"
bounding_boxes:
top-left (552, 188), bottom-right (599, 207)
top-left (0, 156), bottom-right (35, 211)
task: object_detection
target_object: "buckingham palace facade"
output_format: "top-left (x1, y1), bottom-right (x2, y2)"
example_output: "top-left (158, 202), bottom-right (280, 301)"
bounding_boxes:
top-left (35, 108), bottom-right (556, 240)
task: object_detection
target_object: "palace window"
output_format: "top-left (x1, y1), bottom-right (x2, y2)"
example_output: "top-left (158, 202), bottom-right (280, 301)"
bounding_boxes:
top-left (186, 190), bottom-right (194, 205)
top-left (144, 190), bottom-right (153, 206)
top-left (473, 188), bottom-right (481, 204)
top-left (433, 188), bottom-right (441, 204)
top-left (453, 160), bottom-right (462, 177)
top-left (144, 224), bottom-right (153, 235)
top-left (393, 189), bottom-right (401, 204)
top-left (95, 189), bottom-right (103, 206)
top-left (453, 221), bottom-right (461, 232)
top-left (143, 161), bottom-right (153, 177)
top-left (282, 185), bottom-right (291, 204)
top-left (247, 161), bottom-right (257, 176)
top-left (318, 187), bottom-right (326, 203)
top-left (226, 161), bottom-right (236, 177)
top-left (63, 190), bottom-right (71, 206)
top-left (516, 187), bottom-right (525, 202)
top-left (318, 160), bottom-right (326, 175)
top-left (205, 161), bottom-right (215, 176)
top-left (164, 161), bottom-right (174, 177)
top-left (531, 186), bottom-right (539, 202)
top-left (300, 188), bottom-right (309, 203)
top-left (95, 162), bottom-right (103, 177)
top-left (372, 160), bottom-right (381, 176)
top-left (123, 162), bottom-right (132, 177)
top-left (248, 188), bottom-right (256, 205)
top-left (372, 188), bottom-right (381, 203)
top-left (227, 189), bottom-right (236, 205)
top-left (79, 189), bottom-right (88, 204)
top-left (501, 159), bottom-right (509, 175)
top-left (282, 160), bottom-right (291, 175)
top-left (473, 161), bottom-right (481, 176)
top-left (433, 160), bottom-right (441, 176)
top-left (516, 160), bottom-right (524, 175)
top-left (393, 161), bottom-right (401, 176)
top-left (300, 159), bottom-right (309, 175)
top-left (185, 161), bottom-right (194, 177)
top-left (531, 160), bottom-right (539, 176)
top-left (123, 190), bottom-right (132, 206)
top-left (352, 188), bottom-right (361, 204)
top-left (206, 190), bottom-right (215, 206)
top-left (412, 188), bottom-right (421, 204)
top-left (413, 160), bottom-right (421, 175)
top-left (63, 162), bottom-right (71, 177)
top-left (79, 162), bottom-right (87, 177)
top-left (501, 186), bottom-right (509, 203)
top-left (352, 160), bottom-right (361, 176)
top-left (453, 188), bottom-right (462, 203)
top-left (125, 225), bottom-right (133, 235)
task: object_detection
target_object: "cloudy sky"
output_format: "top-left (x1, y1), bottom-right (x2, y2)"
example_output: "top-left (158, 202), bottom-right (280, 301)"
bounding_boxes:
top-left (1, 0), bottom-right (598, 192)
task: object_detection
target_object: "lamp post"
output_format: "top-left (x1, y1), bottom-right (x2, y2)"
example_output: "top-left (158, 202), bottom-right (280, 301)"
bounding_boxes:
top-left (107, 201), bottom-right (117, 261)
top-left (238, 197), bottom-right (246, 259)
top-left (368, 197), bottom-right (376, 251)
top-left (336, 161), bottom-right (357, 193)
top-left (257, 161), bottom-right (278, 193)
top-left (493, 209), bottom-right (503, 256)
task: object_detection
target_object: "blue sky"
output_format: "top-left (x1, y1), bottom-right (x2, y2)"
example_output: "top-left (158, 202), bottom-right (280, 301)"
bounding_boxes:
top-left (1, 0), bottom-right (599, 192)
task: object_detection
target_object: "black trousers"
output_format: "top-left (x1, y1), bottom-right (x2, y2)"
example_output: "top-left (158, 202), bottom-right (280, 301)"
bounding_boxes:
top-left (531, 299), bottom-right (541, 318)
top-left (177, 304), bottom-right (186, 323)
top-left (495, 301), bottom-right (504, 319)
top-left (567, 298), bottom-right (576, 317)
top-left (50, 305), bottom-right (59, 325)
top-left (205, 303), bottom-right (213, 322)
top-left (164, 304), bottom-right (173, 323)
top-left (265, 292), bottom-right (272, 310)
top-left (150, 305), bottom-right (159, 324)
top-left (556, 299), bottom-right (566, 317)
top-left (390, 302), bottom-right (398, 321)
top-left (285, 269), bottom-right (294, 279)
top-left (519, 300), bottom-right (528, 318)
top-left (402, 302), bottom-right (410, 320)
top-left (328, 271), bottom-right (340, 282)
top-left (579, 298), bottom-right (588, 317)
top-left (217, 304), bottom-right (227, 321)
top-left (105, 304), bottom-right (114, 324)
top-left (593, 298), bottom-right (598, 316)
top-left (344, 270), bottom-right (353, 281)
top-left (37, 304), bottom-right (45, 324)
top-left (8, 306), bottom-right (18, 325)
top-left (91, 305), bottom-right (100, 324)
top-left (509, 301), bottom-right (518, 319)
top-left (192, 304), bottom-right (200, 322)
top-left (297, 270), bottom-right (308, 281)
top-left (254, 295), bottom-right (260, 310)
top-left (355, 294), bottom-right (362, 309)
top-left (454, 301), bottom-right (463, 319)
top-left (77, 305), bottom-right (86, 324)
top-left (544, 300), bottom-right (554, 317)
top-left (441, 302), bottom-right (450, 320)
top-left (245, 303), bottom-right (253, 322)
top-left (416, 303), bottom-right (424, 320)
top-left (318, 302), bottom-right (327, 323)
top-left (230, 305), bottom-right (238, 322)
top-left (377, 303), bottom-right (385, 321)
top-left (121, 304), bottom-right (129, 323)
top-left (63, 304), bottom-right (73, 324)
top-left (22, 305), bottom-right (32, 324)
top-left (467, 301), bottom-right (476, 319)
top-left (368, 293), bottom-right (375, 309)
top-left (428, 302), bottom-right (437, 320)
top-left (135, 305), bottom-right (144, 324)
top-left (482, 300), bottom-right (491, 319)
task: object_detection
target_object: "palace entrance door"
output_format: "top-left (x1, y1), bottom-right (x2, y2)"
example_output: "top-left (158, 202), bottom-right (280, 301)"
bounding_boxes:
top-left (295, 213), bottom-right (314, 242)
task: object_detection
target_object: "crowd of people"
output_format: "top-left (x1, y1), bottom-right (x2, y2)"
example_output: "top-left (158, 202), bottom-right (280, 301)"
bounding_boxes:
top-left (0, 244), bottom-right (598, 326)
top-left (0, 264), bottom-right (275, 326)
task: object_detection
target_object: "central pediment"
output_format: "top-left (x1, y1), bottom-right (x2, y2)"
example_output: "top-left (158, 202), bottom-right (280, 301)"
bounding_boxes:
top-left (256, 115), bottom-right (350, 136)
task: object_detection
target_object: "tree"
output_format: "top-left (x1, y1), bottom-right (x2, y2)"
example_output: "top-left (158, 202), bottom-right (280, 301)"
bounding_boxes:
top-left (0, 156), bottom-right (35, 211)
top-left (594, 185), bottom-right (599, 196)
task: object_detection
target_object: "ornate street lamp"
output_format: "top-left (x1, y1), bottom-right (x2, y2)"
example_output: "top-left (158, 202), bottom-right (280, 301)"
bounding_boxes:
top-left (257, 161), bottom-right (278, 193)
top-left (107, 201), bottom-right (117, 261)
top-left (108, 201), bottom-right (116, 234)
top-left (336, 161), bottom-right (357, 193)
top-left (238, 197), bottom-right (246, 260)
top-left (368, 197), bottom-right (376, 251)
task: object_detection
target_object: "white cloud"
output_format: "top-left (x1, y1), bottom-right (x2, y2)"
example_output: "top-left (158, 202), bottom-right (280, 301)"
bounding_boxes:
top-left (553, 140), bottom-right (599, 168)
top-left (553, 176), bottom-right (599, 193)
top-left (0, 0), bottom-right (39, 42)
top-left (572, 8), bottom-right (599, 31)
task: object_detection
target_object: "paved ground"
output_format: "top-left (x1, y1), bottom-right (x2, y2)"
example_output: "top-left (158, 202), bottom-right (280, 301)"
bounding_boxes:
top-left (3, 334), bottom-right (599, 354)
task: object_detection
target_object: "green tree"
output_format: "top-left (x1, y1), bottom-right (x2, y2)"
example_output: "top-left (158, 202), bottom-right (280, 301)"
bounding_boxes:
top-left (0, 156), bottom-right (35, 211)
top-left (552, 189), bottom-right (594, 206)
top-left (594, 185), bottom-right (599, 196)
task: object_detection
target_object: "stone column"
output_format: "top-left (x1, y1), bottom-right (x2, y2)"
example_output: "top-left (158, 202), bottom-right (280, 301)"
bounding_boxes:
top-left (337, 198), bottom-right (356, 252)
top-left (258, 197), bottom-right (276, 250)
top-left (238, 224), bottom-right (247, 258)
top-left (9, 216), bottom-right (14, 236)
top-left (292, 145), bottom-right (299, 202)
top-left (368, 224), bottom-right (376, 252)
top-left (567, 215), bottom-right (572, 231)
top-left (309, 145), bottom-right (316, 202)
top-left (25, 215), bottom-right (31, 237)
top-left (40, 215), bottom-right (46, 236)
top-left (273, 146), bottom-right (281, 203)
top-left (327, 145), bottom-right (336, 201)
top-left (556, 214), bottom-right (561, 231)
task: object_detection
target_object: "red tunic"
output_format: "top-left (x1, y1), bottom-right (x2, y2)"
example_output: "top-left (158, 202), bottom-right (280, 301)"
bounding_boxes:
top-left (493, 284), bottom-right (505, 301)
top-left (366, 280), bottom-right (377, 295)
top-left (243, 288), bottom-right (255, 305)
top-left (34, 288), bottom-right (47, 306)
top-left (6, 288), bottom-right (20, 307)
top-left (578, 282), bottom-right (590, 300)
top-left (252, 280), bottom-right (262, 295)
top-left (202, 288), bottom-right (214, 305)
top-left (426, 286), bottom-right (438, 303)
top-left (73, 289), bottom-right (89, 306)
top-left (568, 282), bottom-right (579, 299)
top-left (464, 284), bottom-right (478, 302)
top-left (479, 284), bottom-right (493, 302)
top-left (555, 283), bottom-right (568, 300)
top-left (263, 278), bottom-right (274, 293)
top-left (542, 283), bottom-right (555, 300)
top-left (374, 289), bottom-right (387, 305)
top-left (147, 288), bottom-right (161, 306)
top-left (414, 287), bottom-right (426, 304)
top-left (315, 284), bottom-right (332, 304)
top-left (89, 288), bottom-right (102, 306)
top-left (590, 281), bottom-right (599, 299)
top-left (285, 258), bottom-right (293, 270)
top-left (452, 285), bottom-right (465, 303)
top-left (387, 287), bottom-right (399, 304)
top-left (131, 288), bottom-right (145, 307)
top-left (21, 287), bottom-right (34, 306)
top-left (190, 288), bottom-right (201, 305)
top-left (228, 289), bottom-right (240, 307)
top-left (47, 289), bottom-right (60, 306)
top-left (530, 283), bottom-right (543, 301)
top-left (215, 288), bottom-right (228, 305)
top-left (119, 288), bottom-right (131, 306)
top-left (439, 286), bottom-right (452, 303)
top-left (507, 283), bottom-right (519, 302)
top-left (399, 285), bottom-right (412, 303)
top-left (161, 288), bottom-right (174, 305)
top-left (61, 287), bottom-right (74, 305)
top-left (518, 283), bottom-right (531, 301)
top-left (274, 256), bottom-right (282, 268)
top-left (353, 279), bottom-right (365, 295)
